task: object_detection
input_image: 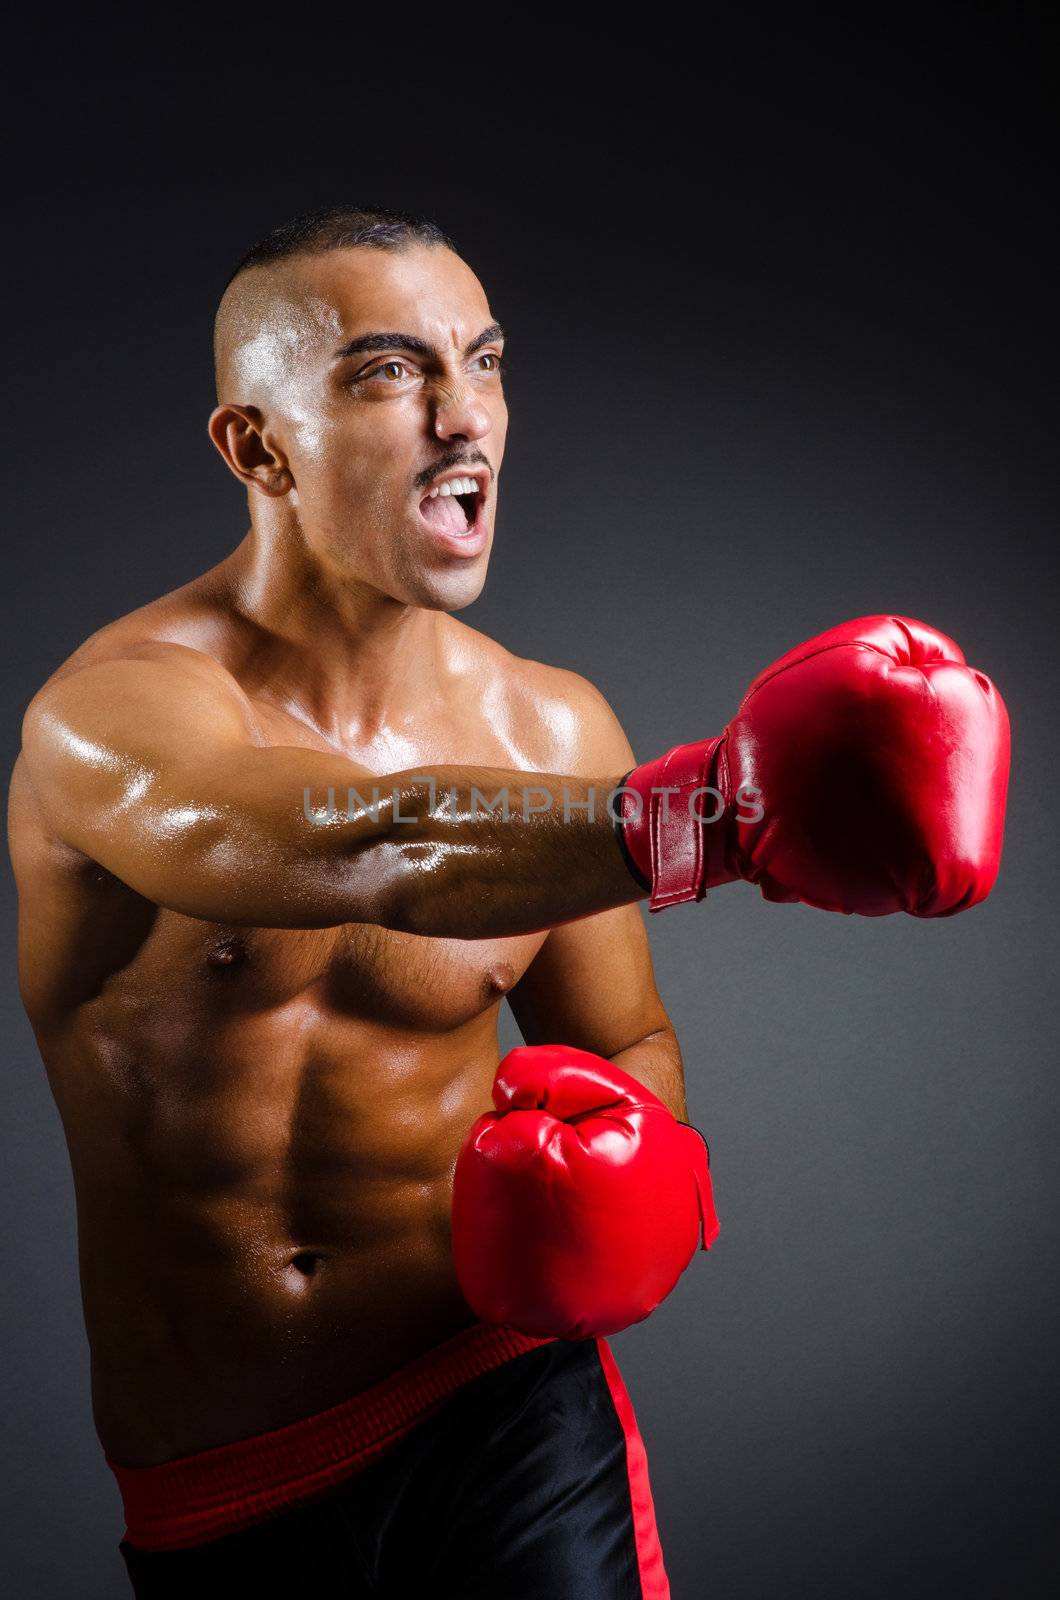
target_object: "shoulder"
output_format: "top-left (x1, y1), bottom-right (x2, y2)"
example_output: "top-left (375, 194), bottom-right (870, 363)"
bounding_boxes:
top-left (21, 569), bottom-right (256, 727)
top-left (518, 659), bottom-right (636, 776)
top-left (19, 631), bottom-right (260, 793)
top-left (442, 617), bottom-right (636, 777)
top-left (23, 633), bottom-right (246, 735)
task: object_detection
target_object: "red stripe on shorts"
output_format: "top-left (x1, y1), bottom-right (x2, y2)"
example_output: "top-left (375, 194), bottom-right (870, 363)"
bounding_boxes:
top-left (595, 1337), bottom-right (672, 1600)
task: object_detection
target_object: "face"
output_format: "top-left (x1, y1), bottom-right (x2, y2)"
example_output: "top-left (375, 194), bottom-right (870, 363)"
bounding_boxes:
top-left (223, 244), bottom-right (508, 612)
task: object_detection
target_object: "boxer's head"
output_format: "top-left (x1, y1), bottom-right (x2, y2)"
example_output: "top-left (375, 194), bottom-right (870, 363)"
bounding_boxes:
top-left (210, 206), bottom-right (507, 612)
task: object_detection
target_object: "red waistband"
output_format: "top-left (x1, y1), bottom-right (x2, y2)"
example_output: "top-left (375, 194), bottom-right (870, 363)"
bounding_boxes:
top-left (108, 1321), bottom-right (553, 1552)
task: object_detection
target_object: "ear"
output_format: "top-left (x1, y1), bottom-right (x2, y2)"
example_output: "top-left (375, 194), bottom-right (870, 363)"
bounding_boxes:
top-left (207, 404), bottom-right (293, 496)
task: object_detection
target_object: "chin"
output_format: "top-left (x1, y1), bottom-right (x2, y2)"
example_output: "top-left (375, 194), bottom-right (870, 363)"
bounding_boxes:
top-left (393, 537), bottom-right (492, 612)
top-left (414, 562), bottom-right (490, 612)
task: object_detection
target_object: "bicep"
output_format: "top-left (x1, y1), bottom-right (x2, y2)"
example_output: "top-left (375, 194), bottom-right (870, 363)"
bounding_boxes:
top-left (20, 647), bottom-right (258, 863)
top-left (506, 902), bottom-right (670, 1056)
top-left (20, 647), bottom-right (392, 926)
top-left (506, 666), bottom-right (667, 1051)
top-left (16, 645), bottom-right (311, 923)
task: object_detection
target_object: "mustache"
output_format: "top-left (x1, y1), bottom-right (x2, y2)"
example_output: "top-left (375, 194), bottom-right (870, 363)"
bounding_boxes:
top-left (414, 452), bottom-right (493, 493)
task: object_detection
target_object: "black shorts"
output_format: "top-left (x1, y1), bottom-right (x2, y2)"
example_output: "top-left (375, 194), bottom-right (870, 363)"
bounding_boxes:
top-left (118, 1336), bottom-right (671, 1598)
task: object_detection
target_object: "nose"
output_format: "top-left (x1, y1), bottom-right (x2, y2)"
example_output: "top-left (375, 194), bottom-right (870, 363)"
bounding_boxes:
top-left (431, 377), bottom-right (492, 445)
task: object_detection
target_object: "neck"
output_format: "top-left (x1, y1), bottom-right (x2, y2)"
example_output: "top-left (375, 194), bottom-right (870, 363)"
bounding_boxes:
top-left (217, 512), bottom-right (450, 753)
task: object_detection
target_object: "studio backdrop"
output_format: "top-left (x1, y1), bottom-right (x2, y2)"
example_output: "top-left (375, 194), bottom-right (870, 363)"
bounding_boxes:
top-left (2, 13), bottom-right (1057, 1597)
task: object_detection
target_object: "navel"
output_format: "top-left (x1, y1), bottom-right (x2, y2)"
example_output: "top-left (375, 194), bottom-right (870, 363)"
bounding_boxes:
top-left (279, 1250), bottom-right (326, 1296)
top-left (289, 1250), bottom-right (324, 1277)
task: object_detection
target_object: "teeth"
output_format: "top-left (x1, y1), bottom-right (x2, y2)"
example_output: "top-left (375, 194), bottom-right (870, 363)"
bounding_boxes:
top-left (428, 476), bottom-right (478, 498)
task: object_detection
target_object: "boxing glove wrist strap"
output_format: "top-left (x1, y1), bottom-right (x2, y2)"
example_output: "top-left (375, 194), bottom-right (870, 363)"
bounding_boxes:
top-left (675, 1120), bottom-right (719, 1252)
top-left (615, 737), bottom-right (726, 911)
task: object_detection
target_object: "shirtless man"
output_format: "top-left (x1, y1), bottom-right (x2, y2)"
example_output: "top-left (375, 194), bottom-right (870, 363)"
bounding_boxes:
top-left (7, 205), bottom-right (1009, 1597)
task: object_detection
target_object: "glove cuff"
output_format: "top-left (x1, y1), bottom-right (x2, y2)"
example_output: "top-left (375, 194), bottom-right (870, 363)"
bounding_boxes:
top-left (615, 737), bottom-right (728, 911)
top-left (676, 1121), bottom-right (721, 1251)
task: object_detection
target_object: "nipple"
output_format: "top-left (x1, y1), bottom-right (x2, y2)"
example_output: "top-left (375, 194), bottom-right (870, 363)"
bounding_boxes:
top-left (487, 962), bottom-right (515, 995)
top-left (206, 936), bottom-right (247, 969)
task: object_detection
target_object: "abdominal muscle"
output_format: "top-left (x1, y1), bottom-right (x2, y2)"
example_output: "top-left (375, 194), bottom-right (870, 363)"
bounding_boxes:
top-left (57, 1000), bottom-right (506, 1467)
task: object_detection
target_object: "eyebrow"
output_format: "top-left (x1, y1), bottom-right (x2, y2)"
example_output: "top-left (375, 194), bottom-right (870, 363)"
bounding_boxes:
top-left (332, 322), bottom-right (505, 364)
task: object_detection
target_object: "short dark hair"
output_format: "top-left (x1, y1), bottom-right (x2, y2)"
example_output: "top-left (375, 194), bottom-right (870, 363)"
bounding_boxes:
top-left (221, 204), bottom-right (456, 295)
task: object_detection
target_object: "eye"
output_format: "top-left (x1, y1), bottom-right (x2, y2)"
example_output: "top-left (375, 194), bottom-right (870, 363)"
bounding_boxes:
top-left (371, 360), bottom-right (409, 382)
top-left (476, 352), bottom-right (507, 374)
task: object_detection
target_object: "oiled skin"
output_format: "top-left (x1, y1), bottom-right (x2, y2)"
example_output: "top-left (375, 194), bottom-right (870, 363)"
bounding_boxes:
top-left (9, 583), bottom-right (685, 1464)
top-left (7, 240), bottom-right (689, 1466)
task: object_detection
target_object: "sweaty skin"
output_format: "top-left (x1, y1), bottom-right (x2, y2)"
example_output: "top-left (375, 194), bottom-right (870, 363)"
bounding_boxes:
top-left (7, 242), bottom-right (688, 1467)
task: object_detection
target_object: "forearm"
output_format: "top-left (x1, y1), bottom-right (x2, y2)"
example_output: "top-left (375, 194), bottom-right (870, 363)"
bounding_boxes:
top-left (191, 750), bottom-right (643, 935)
top-left (609, 1025), bottom-right (689, 1122)
top-left (302, 760), bottom-right (643, 937)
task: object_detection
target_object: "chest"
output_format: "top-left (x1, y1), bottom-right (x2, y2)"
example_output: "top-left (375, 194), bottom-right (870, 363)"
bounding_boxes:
top-left (17, 687), bottom-right (551, 1036)
top-left (163, 915), bottom-right (546, 1033)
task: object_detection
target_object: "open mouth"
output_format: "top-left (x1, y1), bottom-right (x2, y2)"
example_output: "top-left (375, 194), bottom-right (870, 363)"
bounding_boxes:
top-left (418, 475), bottom-right (484, 539)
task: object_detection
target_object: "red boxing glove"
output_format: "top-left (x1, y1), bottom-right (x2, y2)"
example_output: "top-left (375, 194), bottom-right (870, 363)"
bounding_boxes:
top-left (451, 1045), bottom-right (719, 1340)
top-left (616, 615), bottom-right (1010, 917)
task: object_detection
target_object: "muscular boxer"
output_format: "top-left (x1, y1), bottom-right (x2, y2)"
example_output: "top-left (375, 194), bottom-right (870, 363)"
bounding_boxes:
top-left (7, 204), bottom-right (1008, 1597)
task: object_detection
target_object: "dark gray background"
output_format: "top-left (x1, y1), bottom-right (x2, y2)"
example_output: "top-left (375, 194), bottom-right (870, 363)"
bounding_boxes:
top-left (3, 9), bottom-right (1057, 1597)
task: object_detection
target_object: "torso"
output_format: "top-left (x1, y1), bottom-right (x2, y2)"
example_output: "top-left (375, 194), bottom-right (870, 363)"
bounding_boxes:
top-left (7, 570), bottom-right (572, 1463)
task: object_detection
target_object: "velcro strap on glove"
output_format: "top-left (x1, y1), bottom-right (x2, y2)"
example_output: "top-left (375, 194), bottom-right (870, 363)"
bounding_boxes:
top-left (617, 737), bottom-right (725, 910)
top-left (677, 1121), bottom-right (720, 1250)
